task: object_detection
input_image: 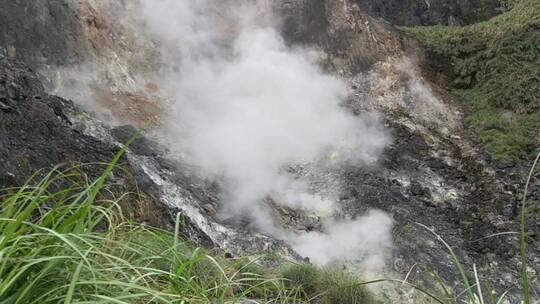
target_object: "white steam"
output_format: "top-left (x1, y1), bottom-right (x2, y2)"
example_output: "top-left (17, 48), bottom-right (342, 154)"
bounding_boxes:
top-left (291, 210), bottom-right (394, 270)
top-left (139, 0), bottom-right (393, 268)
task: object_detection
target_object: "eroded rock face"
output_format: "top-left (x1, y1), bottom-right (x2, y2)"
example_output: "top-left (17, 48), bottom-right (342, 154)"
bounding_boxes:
top-left (0, 56), bottom-right (299, 260)
top-left (272, 1), bottom-right (538, 298)
top-left (0, 0), bottom-right (538, 302)
top-left (65, 112), bottom-right (301, 260)
top-left (275, 0), bottom-right (403, 73)
top-left (0, 0), bottom-right (88, 68)
top-left (0, 58), bottom-right (114, 186)
top-left (353, 0), bottom-right (503, 26)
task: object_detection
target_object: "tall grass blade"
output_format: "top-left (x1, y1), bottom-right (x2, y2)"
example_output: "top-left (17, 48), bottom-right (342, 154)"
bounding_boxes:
top-left (64, 259), bottom-right (85, 304)
top-left (520, 150), bottom-right (540, 304)
top-left (417, 222), bottom-right (475, 302)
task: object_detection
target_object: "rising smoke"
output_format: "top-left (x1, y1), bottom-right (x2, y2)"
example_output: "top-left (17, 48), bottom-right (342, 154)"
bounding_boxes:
top-left (137, 0), bottom-right (394, 268)
top-left (291, 210), bottom-right (394, 270)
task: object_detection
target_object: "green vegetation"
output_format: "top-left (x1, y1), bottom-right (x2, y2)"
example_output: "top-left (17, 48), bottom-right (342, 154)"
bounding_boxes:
top-left (0, 144), bottom-right (304, 303)
top-left (281, 263), bottom-right (376, 303)
top-left (0, 139), bottom-right (537, 303)
top-left (282, 263), bottom-right (320, 297)
top-left (0, 146), bottom-right (375, 303)
top-left (317, 270), bottom-right (376, 304)
top-left (403, 0), bottom-right (540, 161)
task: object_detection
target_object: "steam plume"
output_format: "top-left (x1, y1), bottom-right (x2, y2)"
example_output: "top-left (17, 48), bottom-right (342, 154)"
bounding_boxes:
top-left (138, 0), bottom-right (393, 268)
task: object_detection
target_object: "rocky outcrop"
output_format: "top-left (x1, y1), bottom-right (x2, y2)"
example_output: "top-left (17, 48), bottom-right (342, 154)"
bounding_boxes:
top-left (0, 55), bottom-right (300, 260)
top-left (0, 58), bottom-right (113, 186)
top-left (353, 0), bottom-right (503, 26)
top-left (276, 0), bottom-right (403, 73)
top-left (0, 0), bottom-right (91, 68)
top-left (273, 1), bottom-right (538, 298)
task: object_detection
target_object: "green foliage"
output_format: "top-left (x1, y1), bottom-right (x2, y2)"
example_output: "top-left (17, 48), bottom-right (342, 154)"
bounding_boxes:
top-left (281, 263), bottom-right (376, 304)
top-left (281, 263), bottom-right (320, 296)
top-left (403, 0), bottom-right (540, 161)
top-left (318, 270), bottom-right (377, 304)
top-left (0, 158), bottom-right (304, 303)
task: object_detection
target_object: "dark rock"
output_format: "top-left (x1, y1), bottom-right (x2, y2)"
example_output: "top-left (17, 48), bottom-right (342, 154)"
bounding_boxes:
top-left (354, 0), bottom-right (503, 26)
top-left (203, 204), bottom-right (218, 216)
top-left (0, 98), bottom-right (12, 113)
top-left (410, 181), bottom-right (425, 196)
top-left (275, 1), bottom-right (403, 73)
top-left (111, 125), bottom-right (161, 157)
top-left (0, 0), bottom-right (88, 69)
top-left (0, 58), bottom-right (115, 187)
top-left (0, 58), bottom-right (44, 99)
top-left (42, 95), bottom-right (73, 125)
top-left (336, 120), bottom-right (538, 299)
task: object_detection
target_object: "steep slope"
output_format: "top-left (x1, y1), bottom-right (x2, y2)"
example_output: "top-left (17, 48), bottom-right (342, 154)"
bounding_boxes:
top-left (405, 0), bottom-right (540, 162)
top-left (0, 0), bottom-right (88, 67)
top-left (0, 0), bottom-right (538, 302)
top-left (354, 0), bottom-right (503, 26)
top-left (0, 59), bottom-right (110, 186)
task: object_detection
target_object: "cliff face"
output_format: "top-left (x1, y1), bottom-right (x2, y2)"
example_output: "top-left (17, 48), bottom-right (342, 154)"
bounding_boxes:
top-left (353, 0), bottom-right (503, 26)
top-left (0, 59), bottom-right (110, 187)
top-left (0, 0), bottom-right (87, 67)
top-left (276, 0), bottom-right (403, 72)
top-left (0, 0), bottom-right (538, 302)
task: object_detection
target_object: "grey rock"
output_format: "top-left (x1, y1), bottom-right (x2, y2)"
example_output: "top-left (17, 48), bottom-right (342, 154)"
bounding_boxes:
top-left (0, 58), bottom-right (116, 188)
top-left (353, 0), bottom-right (503, 26)
top-left (111, 125), bottom-right (162, 157)
top-left (0, 98), bottom-right (12, 113)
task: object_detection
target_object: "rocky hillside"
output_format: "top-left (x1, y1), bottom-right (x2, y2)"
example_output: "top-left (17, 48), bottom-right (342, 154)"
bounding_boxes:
top-left (405, 0), bottom-right (540, 162)
top-left (0, 0), bottom-right (538, 303)
top-left (354, 0), bottom-right (503, 26)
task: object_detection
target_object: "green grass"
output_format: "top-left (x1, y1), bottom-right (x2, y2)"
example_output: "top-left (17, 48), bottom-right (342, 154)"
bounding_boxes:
top-left (0, 144), bottom-right (379, 303)
top-left (281, 263), bottom-right (376, 304)
top-left (403, 0), bottom-right (540, 161)
top-left (317, 270), bottom-right (377, 304)
top-left (0, 149), bottom-right (305, 303)
top-left (0, 136), bottom-right (537, 303)
top-left (281, 263), bottom-right (320, 297)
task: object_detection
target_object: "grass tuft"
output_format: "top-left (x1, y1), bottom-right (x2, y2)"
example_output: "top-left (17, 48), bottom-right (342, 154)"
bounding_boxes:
top-left (281, 263), bottom-right (377, 304)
